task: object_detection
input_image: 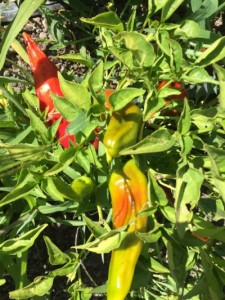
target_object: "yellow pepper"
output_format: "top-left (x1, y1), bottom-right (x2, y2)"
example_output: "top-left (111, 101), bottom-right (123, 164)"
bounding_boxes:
top-left (107, 159), bottom-right (148, 300)
top-left (103, 103), bottom-right (142, 158)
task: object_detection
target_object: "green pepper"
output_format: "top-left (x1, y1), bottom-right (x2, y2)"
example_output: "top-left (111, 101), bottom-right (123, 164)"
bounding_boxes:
top-left (71, 175), bottom-right (94, 198)
top-left (103, 103), bottom-right (142, 157)
top-left (107, 159), bottom-right (148, 300)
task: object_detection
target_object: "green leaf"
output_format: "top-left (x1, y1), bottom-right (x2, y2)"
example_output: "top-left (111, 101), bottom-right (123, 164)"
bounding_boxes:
top-left (175, 165), bottom-right (204, 237)
top-left (66, 111), bottom-right (96, 136)
top-left (126, 8), bottom-right (136, 31)
top-left (211, 177), bottom-right (225, 203)
top-left (0, 181), bottom-right (37, 207)
top-left (109, 47), bottom-right (133, 69)
top-left (158, 88), bottom-right (182, 98)
top-left (27, 109), bottom-right (50, 144)
top-left (119, 128), bottom-right (175, 155)
top-left (88, 61), bottom-right (104, 97)
top-left (82, 215), bottom-right (107, 238)
top-left (199, 198), bottom-right (225, 221)
top-left (153, 0), bottom-right (168, 13)
top-left (109, 88), bottom-right (145, 110)
top-left (22, 89), bottom-right (40, 111)
top-left (58, 53), bottom-right (93, 68)
top-left (52, 94), bottom-right (78, 121)
top-left (0, 76), bottom-right (27, 84)
top-left (50, 259), bottom-right (78, 277)
top-left (169, 38), bottom-right (183, 72)
top-left (38, 202), bottom-right (79, 215)
top-left (161, 0), bottom-right (185, 22)
top-left (190, 0), bottom-right (219, 22)
top-left (44, 147), bottom-right (78, 176)
top-left (205, 144), bottom-right (225, 176)
top-left (182, 67), bottom-right (219, 84)
top-left (58, 73), bottom-right (91, 111)
top-left (0, 0), bottom-right (45, 70)
top-left (148, 170), bottom-right (169, 206)
top-left (193, 216), bottom-right (225, 242)
top-left (167, 240), bottom-right (188, 289)
top-left (75, 228), bottom-right (127, 254)
top-left (80, 11), bottom-right (124, 31)
top-left (178, 98), bottom-right (191, 135)
top-left (43, 236), bottom-right (70, 265)
top-left (214, 64), bottom-right (225, 110)
top-left (115, 31), bottom-right (156, 68)
top-left (136, 228), bottom-right (161, 243)
top-left (149, 257), bottom-right (170, 273)
top-left (195, 37), bottom-right (225, 67)
top-left (0, 224), bottom-right (47, 255)
top-left (41, 177), bottom-right (80, 202)
top-left (160, 205), bottom-right (176, 223)
top-left (174, 20), bottom-right (200, 39)
top-left (200, 249), bottom-right (224, 299)
top-left (9, 275), bottom-right (54, 299)
top-left (156, 30), bottom-right (170, 56)
top-left (191, 107), bottom-right (217, 130)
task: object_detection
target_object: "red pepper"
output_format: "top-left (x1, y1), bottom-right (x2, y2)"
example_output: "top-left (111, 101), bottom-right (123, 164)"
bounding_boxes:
top-left (23, 32), bottom-right (75, 148)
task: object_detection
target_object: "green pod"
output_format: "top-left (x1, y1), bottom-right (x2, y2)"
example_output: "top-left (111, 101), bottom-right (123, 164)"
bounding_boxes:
top-left (71, 176), bottom-right (94, 198)
top-left (103, 103), bottom-right (142, 157)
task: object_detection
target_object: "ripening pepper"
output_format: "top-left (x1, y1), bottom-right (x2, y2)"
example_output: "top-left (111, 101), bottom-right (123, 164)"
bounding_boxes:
top-left (23, 32), bottom-right (75, 148)
top-left (103, 103), bottom-right (142, 157)
top-left (104, 88), bottom-right (114, 109)
top-left (107, 159), bottom-right (148, 300)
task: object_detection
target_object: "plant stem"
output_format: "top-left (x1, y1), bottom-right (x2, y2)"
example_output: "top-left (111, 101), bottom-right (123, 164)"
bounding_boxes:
top-left (18, 251), bottom-right (29, 289)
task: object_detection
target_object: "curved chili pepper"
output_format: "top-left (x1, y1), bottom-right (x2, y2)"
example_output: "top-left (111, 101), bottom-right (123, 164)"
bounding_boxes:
top-left (103, 103), bottom-right (142, 157)
top-left (107, 159), bottom-right (148, 300)
top-left (23, 32), bottom-right (75, 148)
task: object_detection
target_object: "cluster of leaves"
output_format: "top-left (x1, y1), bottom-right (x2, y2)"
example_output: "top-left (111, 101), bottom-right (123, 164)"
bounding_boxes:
top-left (0, 0), bottom-right (225, 299)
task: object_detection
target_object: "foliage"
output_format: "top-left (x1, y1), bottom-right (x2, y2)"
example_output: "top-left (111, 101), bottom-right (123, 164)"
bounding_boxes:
top-left (0, 0), bottom-right (225, 299)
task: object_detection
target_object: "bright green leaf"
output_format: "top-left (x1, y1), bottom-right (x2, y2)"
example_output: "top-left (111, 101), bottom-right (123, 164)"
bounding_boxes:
top-left (9, 275), bottom-right (54, 299)
top-left (161, 0), bottom-right (185, 22)
top-left (182, 67), bottom-right (219, 84)
top-left (81, 11), bottom-right (124, 31)
top-left (0, 224), bottom-right (47, 255)
top-left (75, 228), bottom-right (127, 254)
top-left (58, 53), bottom-right (93, 68)
top-left (119, 128), bottom-right (175, 155)
top-left (195, 37), bottom-right (225, 67)
top-left (83, 215), bottom-right (107, 238)
top-left (44, 236), bottom-right (70, 265)
top-left (175, 20), bottom-right (200, 38)
top-left (58, 73), bottom-right (91, 111)
top-left (0, 181), bottom-right (37, 208)
top-left (178, 98), bottom-right (191, 135)
top-left (109, 88), bottom-right (145, 110)
top-left (115, 31), bottom-right (156, 68)
top-left (214, 64), bottom-right (225, 110)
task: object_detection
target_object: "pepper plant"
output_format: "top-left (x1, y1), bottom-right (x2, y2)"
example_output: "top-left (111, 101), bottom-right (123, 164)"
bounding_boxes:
top-left (0, 0), bottom-right (225, 299)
